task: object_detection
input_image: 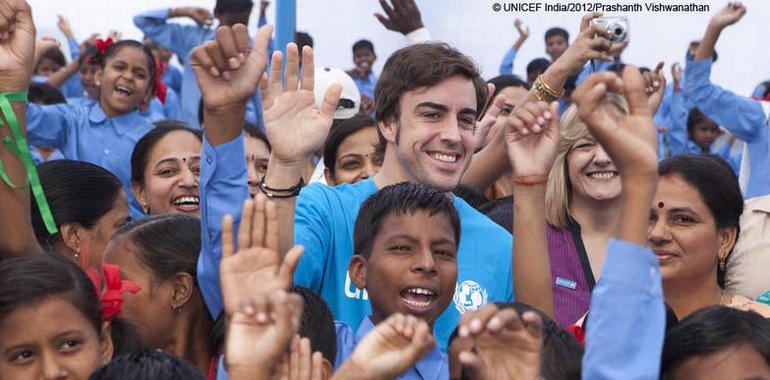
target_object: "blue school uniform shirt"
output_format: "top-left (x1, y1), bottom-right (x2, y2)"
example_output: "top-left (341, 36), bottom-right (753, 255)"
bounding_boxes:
top-left (195, 134), bottom-right (514, 351)
top-left (685, 58), bottom-right (770, 199)
top-left (162, 64), bottom-right (183, 95)
top-left (134, 9), bottom-right (264, 129)
top-left (335, 317), bottom-right (448, 379)
top-left (292, 178), bottom-right (514, 350)
top-left (582, 239), bottom-right (665, 379)
top-left (143, 87), bottom-right (182, 121)
top-left (25, 101), bottom-right (155, 219)
top-left (352, 72), bottom-right (377, 100)
top-left (498, 47), bottom-right (518, 75)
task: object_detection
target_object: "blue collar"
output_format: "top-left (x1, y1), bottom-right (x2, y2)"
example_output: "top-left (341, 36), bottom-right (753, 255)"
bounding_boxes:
top-left (355, 316), bottom-right (447, 380)
top-left (88, 101), bottom-right (144, 137)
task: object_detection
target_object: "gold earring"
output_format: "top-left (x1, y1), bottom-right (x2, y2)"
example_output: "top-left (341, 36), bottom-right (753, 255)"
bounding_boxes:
top-left (719, 256), bottom-right (726, 272)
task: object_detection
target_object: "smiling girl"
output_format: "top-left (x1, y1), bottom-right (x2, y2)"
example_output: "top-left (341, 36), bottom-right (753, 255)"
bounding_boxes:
top-left (23, 39), bottom-right (158, 219)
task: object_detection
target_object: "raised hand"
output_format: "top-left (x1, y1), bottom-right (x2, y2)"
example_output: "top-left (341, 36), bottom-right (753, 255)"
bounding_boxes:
top-left (458, 304), bottom-right (543, 380)
top-left (225, 291), bottom-right (304, 380)
top-left (671, 63), bottom-right (682, 92)
top-left (502, 101), bottom-right (561, 178)
top-left (579, 12), bottom-right (603, 32)
top-left (473, 83), bottom-right (504, 150)
top-left (172, 7), bottom-right (213, 27)
top-left (56, 15), bottom-right (73, 39)
top-left (514, 19), bottom-right (529, 39)
top-left (333, 314), bottom-right (435, 380)
top-left (220, 194), bottom-right (303, 317)
top-left (0, 0), bottom-right (35, 92)
top-left (263, 43), bottom-right (341, 165)
top-left (555, 22), bottom-right (613, 75)
top-left (191, 24), bottom-right (273, 113)
top-left (644, 62), bottom-right (666, 114)
top-left (709, 2), bottom-right (746, 30)
top-left (374, 0), bottom-right (424, 35)
top-left (572, 66), bottom-right (658, 177)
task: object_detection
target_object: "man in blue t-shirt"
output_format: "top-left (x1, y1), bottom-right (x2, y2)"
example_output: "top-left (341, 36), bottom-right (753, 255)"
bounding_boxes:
top-left (262, 42), bottom-right (514, 350)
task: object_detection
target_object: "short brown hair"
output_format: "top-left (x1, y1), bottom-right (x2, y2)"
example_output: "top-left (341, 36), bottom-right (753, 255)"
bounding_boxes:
top-left (373, 43), bottom-right (487, 156)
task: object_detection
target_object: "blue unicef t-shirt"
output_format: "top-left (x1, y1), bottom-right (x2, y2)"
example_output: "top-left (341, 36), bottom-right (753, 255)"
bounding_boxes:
top-left (293, 178), bottom-right (514, 350)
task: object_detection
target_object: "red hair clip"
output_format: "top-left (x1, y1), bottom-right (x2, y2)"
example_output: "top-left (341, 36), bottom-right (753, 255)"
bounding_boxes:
top-left (95, 37), bottom-right (114, 55)
top-left (154, 58), bottom-right (168, 104)
top-left (87, 264), bottom-right (141, 322)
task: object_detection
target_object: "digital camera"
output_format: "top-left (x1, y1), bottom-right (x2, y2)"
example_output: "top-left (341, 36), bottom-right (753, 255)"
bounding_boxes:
top-left (590, 16), bottom-right (629, 43)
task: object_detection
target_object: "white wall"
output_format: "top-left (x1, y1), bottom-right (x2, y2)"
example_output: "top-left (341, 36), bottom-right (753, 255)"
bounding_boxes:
top-left (31, 0), bottom-right (770, 95)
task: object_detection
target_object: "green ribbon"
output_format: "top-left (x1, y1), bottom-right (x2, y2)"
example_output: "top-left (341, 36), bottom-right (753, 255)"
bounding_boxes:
top-left (0, 92), bottom-right (58, 235)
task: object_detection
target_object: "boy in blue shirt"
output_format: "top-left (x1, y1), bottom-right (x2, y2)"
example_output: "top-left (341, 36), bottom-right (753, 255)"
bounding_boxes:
top-left (336, 182), bottom-right (459, 378)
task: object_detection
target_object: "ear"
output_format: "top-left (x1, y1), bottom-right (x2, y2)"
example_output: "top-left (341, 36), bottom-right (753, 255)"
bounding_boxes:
top-left (99, 321), bottom-right (114, 364)
top-left (378, 118), bottom-right (398, 145)
top-left (321, 358), bottom-right (334, 380)
top-left (94, 67), bottom-right (103, 87)
top-left (717, 226), bottom-right (738, 261)
top-left (323, 167), bottom-right (335, 186)
top-left (171, 272), bottom-right (195, 311)
top-left (59, 222), bottom-right (84, 254)
top-left (131, 181), bottom-right (148, 213)
top-left (348, 255), bottom-right (368, 290)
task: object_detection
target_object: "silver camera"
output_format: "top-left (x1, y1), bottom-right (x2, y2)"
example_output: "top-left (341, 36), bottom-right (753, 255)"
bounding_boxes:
top-left (590, 16), bottom-right (629, 43)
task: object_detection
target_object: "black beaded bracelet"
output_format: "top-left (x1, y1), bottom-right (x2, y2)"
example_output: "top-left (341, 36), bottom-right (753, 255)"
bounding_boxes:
top-left (257, 175), bottom-right (305, 199)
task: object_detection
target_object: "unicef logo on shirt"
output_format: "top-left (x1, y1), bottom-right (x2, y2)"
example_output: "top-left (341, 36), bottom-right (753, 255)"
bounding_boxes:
top-left (453, 280), bottom-right (488, 313)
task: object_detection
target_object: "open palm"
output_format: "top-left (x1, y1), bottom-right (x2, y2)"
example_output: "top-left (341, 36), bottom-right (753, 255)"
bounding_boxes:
top-left (262, 43), bottom-right (341, 164)
top-left (0, 0), bottom-right (35, 92)
top-left (220, 195), bottom-right (303, 317)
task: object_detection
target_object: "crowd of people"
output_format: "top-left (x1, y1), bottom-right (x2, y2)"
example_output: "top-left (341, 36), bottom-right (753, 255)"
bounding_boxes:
top-left (0, 0), bottom-right (768, 379)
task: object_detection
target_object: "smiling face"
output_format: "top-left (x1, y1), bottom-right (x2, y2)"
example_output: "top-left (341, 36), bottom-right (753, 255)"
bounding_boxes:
top-left (380, 75), bottom-right (478, 192)
top-left (353, 48), bottom-right (376, 74)
top-left (546, 35), bottom-right (568, 61)
top-left (96, 46), bottom-right (152, 117)
top-left (325, 127), bottom-right (381, 186)
top-left (566, 135), bottom-right (622, 204)
top-left (245, 135), bottom-right (271, 198)
top-left (132, 131), bottom-right (202, 216)
top-left (102, 237), bottom-right (175, 348)
top-left (648, 175), bottom-right (736, 286)
top-left (0, 297), bottom-right (109, 380)
top-left (350, 210), bottom-right (458, 326)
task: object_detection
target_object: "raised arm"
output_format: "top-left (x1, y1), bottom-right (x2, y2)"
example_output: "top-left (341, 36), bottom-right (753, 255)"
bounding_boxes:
top-left (498, 19), bottom-right (529, 75)
top-left (0, 0), bottom-right (43, 257)
top-left (260, 44), bottom-right (341, 256)
top-left (686, 2), bottom-right (765, 142)
top-left (572, 66), bottom-right (665, 379)
top-left (503, 100), bottom-right (562, 318)
top-left (190, 23), bottom-right (272, 317)
top-left (133, 7), bottom-right (212, 58)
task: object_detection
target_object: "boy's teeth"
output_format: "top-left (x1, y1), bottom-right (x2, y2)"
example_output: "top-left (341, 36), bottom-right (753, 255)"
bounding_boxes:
top-left (403, 298), bottom-right (431, 308)
top-left (430, 153), bottom-right (457, 163)
top-left (407, 288), bottom-right (435, 296)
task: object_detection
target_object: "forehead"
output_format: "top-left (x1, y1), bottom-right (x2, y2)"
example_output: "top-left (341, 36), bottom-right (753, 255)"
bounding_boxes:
top-left (337, 127), bottom-right (378, 156)
top-left (0, 297), bottom-right (94, 343)
top-left (547, 35), bottom-right (567, 43)
top-left (373, 210), bottom-right (456, 246)
top-left (399, 75), bottom-right (477, 113)
top-left (107, 46), bottom-right (150, 68)
top-left (244, 135), bottom-right (270, 157)
top-left (654, 175), bottom-right (710, 213)
top-left (498, 86), bottom-right (528, 103)
top-left (149, 131), bottom-right (202, 163)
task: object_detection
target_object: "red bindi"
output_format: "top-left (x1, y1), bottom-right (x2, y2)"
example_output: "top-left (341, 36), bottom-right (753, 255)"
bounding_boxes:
top-left (658, 202), bottom-right (665, 209)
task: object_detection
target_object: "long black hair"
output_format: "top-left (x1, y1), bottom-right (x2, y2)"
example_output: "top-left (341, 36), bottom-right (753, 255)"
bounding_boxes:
top-left (32, 160), bottom-right (123, 250)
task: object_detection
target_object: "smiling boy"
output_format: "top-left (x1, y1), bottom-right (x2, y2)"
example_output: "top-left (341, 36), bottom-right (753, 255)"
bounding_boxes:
top-left (335, 182), bottom-right (459, 378)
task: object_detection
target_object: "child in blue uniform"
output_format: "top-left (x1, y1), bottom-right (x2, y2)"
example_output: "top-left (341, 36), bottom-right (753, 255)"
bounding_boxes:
top-left (21, 40), bottom-right (159, 219)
